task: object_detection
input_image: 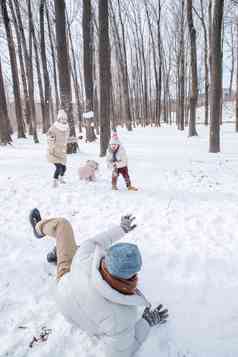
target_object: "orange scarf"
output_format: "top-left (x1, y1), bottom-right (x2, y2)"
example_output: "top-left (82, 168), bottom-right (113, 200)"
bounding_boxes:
top-left (100, 259), bottom-right (138, 295)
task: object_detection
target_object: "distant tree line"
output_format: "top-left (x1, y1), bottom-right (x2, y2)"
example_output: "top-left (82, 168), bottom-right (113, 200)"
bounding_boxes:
top-left (0, 0), bottom-right (232, 154)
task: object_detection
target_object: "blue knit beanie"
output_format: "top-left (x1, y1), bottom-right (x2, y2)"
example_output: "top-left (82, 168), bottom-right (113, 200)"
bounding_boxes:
top-left (105, 243), bottom-right (142, 279)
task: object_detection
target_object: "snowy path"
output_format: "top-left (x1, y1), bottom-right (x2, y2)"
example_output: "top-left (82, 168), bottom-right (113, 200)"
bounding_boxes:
top-left (1, 125), bottom-right (238, 357)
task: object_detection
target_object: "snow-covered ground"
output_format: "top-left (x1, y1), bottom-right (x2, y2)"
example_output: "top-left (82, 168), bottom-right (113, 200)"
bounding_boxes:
top-left (1, 122), bottom-right (238, 357)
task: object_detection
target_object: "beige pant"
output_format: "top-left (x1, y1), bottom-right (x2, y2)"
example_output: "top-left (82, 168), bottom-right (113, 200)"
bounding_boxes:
top-left (36, 218), bottom-right (77, 280)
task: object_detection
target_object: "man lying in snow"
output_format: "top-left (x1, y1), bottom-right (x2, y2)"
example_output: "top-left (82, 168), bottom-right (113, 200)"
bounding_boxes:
top-left (29, 209), bottom-right (169, 357)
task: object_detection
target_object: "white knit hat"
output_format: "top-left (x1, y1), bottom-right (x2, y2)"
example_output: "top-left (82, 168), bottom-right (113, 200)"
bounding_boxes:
top-left (110, 131), bottom-right (120, 145)
top-left (57, 109), bottom-right (67, 123)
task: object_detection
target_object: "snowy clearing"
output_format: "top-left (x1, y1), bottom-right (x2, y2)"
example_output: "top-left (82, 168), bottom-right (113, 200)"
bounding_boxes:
top-left (1, 123), bottom-right (238, 357)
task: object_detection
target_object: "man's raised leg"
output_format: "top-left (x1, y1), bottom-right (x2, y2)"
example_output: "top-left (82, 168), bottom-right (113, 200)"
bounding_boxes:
top-left (36, 218), bottom-right (77, 280)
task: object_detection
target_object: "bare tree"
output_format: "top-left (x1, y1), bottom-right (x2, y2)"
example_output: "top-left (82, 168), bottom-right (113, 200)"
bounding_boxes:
top-left (187, 0), bottom-right (198, 136)
top-left (45, 1), bottom-right (60, 114)
top-left (54, 0), bottom-right (78, 153)
top-left (1, 0), bottom-right (25, 138)
top-left (83, 0), bottom-right (97, 142)
top-left (193, 0), bottom-right (209, 126)
top-left (228, 22), bottom-right (235, 96)
top-left (13, 0), bottom-right (38, 141)
top-left (0, 57), bottom-right (12, 144)
top-left (235, 17), bottom-right (238, 131)
top-left (209, 0), bottom-right (224, 152)
top-left (177, 0), bottom-right (185, 130)
top-left (117, 0), bottom-right (133, 130)
top-left (66, 11), bottom-right (83, 133)
top-left (99, 0), bottom-right (111, 156)
top-left (109, 0), bottom-right (133, 130)
top-left (39, 0), bottom-right (51, 133)
top-left (144, 0), bottom-right (162, 127)
top-left (27, 0), bottom-right (39, 143)
top-left (8, 0), bottom-right (31, 131)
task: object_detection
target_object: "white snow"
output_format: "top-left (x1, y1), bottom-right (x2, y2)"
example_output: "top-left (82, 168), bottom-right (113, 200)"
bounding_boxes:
top-left (1, 121), bottom-right (238, 357)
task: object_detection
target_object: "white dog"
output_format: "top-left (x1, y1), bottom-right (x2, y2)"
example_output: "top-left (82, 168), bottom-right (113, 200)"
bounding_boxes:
top-left (78, 160), bottom-right (99, 181)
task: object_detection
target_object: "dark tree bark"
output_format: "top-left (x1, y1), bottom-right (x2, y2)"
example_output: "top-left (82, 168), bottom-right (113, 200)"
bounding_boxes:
top-left (27, 0), bottom-right (39, 143)
top-left (236, 21), bottom-right (238, 132)
top-left (39, 0), bottom-right (51, 133)
top-left (178, 0), bottom-right (185, 130)
top-left (99, 0), bottom-right (111, 156)
top-left (117, 0), bottom-right (132, 130)
top-left (32, 20), bottom-right (45, 134)
top-left (144, 1), bottom-right (160, 127)
top-left (187, 0), bottom-right (198, 136)
top-left (139, 21), bottom-right (149, 125)
top-left (13, 0), bottom-right (34, 136)
top-left (157, 1), bottom-right (162, 128)
top-left (54, 0), bottom-right (78, 153)
top-left (8, 0), bottom-right (30, 132)
top-left (208, 0), bottom-right (212, 83)
top-left (209, 0), bottom-right (224, 152)
top-left (66, 11), bottom-right (83, 133)
top-left (194, 0), bottom-right (209, 126)
top-left (0, 58), bottom-right (12, 144)
top-left (1, 0), bottom-right (25, 138)
top-left (229, 23), bottom-right (235, 97)
top-left (45, 2), bottom-right (60, 115)
top-left (83, 0), bottom-right (97, 141)
top-left (109, 0), bottom-right (130, 129)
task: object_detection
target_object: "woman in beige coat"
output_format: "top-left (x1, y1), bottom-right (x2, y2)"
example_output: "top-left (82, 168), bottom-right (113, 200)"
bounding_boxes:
top-left (47, 109), bottom-right (69, 187)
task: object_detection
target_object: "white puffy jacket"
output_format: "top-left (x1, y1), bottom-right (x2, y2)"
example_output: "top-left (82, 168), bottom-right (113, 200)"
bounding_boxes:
top-left (55, 226), bottom-right (151, 357)
top-left (106, 145), bottom-right (128, 169)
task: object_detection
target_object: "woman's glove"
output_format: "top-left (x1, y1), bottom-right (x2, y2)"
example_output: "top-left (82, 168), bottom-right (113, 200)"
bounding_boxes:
top-left (120, 214), bottom-right (137, 233)
top-left (142, 304), bottom-right (169, 326)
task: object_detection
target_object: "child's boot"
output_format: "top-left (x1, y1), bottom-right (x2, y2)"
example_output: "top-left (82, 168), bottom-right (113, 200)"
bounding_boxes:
top-left (112, 184), bottom-right (118, 190)
top-left (128, 185), bottom-right (138, 191)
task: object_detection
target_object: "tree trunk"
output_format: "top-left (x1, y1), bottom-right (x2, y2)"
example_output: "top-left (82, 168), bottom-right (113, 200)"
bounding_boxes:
top-left (117, 0), bottom-right (132, 130)
top-left (27, 0), bottom-right (39, 143)
top-left (45, 2), bottom-right (60, 115)
top-left (99, 0), bottom-right (111, 156)
top-left (109, 0), bottom-right (132, 130)
top-left (195, 0), bottom-right (209, 125)
top-left (144, 1), bottom-right (160, 126)
top-left (39, 0), bottom-right (51, 133)
top-left (178, 0), bottom-right (185, 130)
top-left (0, 58), bottom-right (12, 144)
top-left (187, 0), bottom-right (198, 136)
top-left (32, 21), bottom-right (45, 134)
top-left (208, 0), bottom-right (212, 84)
top-left (236, 21), bottom-right (238, 132)
top-left (1, 0), bottom-right (25, 138)
top-left (66, 12), bottom-right (82, 134)
top-left (54, 0), bottom-right (78, 153)
top-left (229, 23), bottom-right (235, 96)
top-left (83, 0), bottom-right (96, 142)
top-left (8, 0), bottom-right (30, 133)
top-left (157, 1), bottom-right (162, 128)
top-left (209, 0), bottom-right (224, 152)
top-left (13, 0), bottom-right (33, 135)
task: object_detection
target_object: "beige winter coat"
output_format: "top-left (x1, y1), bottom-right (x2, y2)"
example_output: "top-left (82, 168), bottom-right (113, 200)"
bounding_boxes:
top-left (47, 121), bottom-right (69, 165)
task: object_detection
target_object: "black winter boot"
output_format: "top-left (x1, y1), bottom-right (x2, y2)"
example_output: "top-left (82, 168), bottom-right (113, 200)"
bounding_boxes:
top-left (29, 208), bottom-right (44, 239)
top-left (47, 246), bottom-right (57, 264)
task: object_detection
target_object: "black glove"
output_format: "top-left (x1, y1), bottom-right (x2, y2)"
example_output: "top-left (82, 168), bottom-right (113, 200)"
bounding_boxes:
top-left (142, 304), bottom-right (169, 326)
top-left (120, 214), bottom-right (137, 233)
